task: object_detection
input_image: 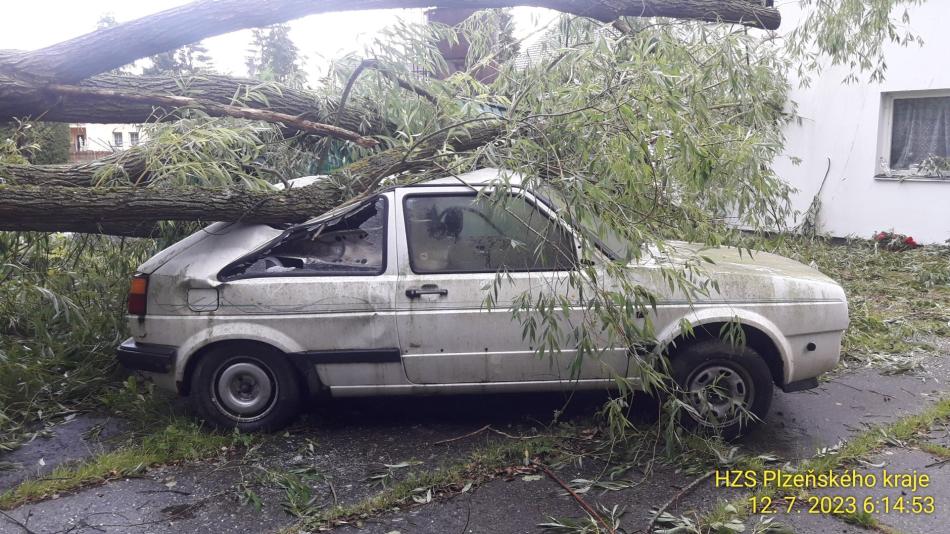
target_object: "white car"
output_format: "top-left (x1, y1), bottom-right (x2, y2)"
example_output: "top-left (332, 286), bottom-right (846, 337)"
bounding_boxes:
top-left (117, 168), bottom-right (849, 435)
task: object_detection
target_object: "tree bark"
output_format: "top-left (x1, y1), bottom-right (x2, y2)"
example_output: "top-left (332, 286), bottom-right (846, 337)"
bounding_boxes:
top-left (45, 84), bottom-right (377, 146)
top-left (0, 1), bottom-right (779, 84)
top-left (0, 122), bottom-right (507, 233)
top-left (0, 1), bottom-right (778, 142)
top-left (0, 150), bottom-right (147, 187)
top-left (0, 0), bottom-right (780, 235)
top-left (0, 73), bottom-right (385, 134)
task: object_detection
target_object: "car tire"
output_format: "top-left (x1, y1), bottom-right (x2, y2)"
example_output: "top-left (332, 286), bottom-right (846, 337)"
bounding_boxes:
top-left (670, 340), bottom-right (772, 440)
top-left (192, 344), bottom-right (302, 432)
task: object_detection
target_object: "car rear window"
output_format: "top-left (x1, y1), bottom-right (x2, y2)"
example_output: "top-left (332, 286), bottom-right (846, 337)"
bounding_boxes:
top-left (219, 197), bottom-right (388, 280)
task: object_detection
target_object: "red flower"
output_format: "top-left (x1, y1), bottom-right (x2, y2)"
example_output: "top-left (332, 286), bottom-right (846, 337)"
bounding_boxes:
top-left (904, 236), bottom-right (917, 247)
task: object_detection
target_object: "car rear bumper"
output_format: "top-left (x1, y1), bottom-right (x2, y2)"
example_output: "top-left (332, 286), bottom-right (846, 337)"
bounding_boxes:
top-left (116, 338), bottom-right (177, 374)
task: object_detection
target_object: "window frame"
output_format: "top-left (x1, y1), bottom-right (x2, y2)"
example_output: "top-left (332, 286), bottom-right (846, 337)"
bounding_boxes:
top-left (877, 89), bottom-right (950, 181)
top-left (129, 131), bottom-right (140, 146)
top-left (401, 190), bottom-right (578, 275)
top-left (218, 195), bottom-right (390, 282)
top-left (112, 131), bottom-right (124, 147)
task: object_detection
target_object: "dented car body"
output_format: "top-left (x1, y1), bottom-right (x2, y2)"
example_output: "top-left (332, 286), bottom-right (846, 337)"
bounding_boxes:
top-left (118, 168), bottom-right (849, 433)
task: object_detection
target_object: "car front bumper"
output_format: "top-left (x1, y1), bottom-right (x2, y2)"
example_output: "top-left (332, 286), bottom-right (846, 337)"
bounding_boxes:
top-left (116, 338), bottom-right (177, 374)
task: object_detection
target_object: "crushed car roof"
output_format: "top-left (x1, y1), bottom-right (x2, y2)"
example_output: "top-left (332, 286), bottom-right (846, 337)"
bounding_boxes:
top-left (279, 168), bottom-right (526, 193)
top-left (408, 167), bottom-right (525, 187)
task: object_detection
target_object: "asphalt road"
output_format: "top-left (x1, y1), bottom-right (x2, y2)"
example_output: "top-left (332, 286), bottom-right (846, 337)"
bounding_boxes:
top-left (1, 363), bottom-right (948, 534)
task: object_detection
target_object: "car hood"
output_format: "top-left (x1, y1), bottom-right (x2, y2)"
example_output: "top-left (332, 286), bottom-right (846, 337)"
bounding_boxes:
top-left (641, 241), bottom-right (846, 303)
top-left (675, 243), bottom-right (834, 282)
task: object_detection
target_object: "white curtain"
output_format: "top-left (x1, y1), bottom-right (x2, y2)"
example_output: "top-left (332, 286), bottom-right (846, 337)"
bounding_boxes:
top-left (890, 96), bottom-right (950, 170)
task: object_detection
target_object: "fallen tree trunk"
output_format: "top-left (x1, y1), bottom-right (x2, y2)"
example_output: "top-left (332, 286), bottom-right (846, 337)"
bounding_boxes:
top-left (0, 1), bottom-right (778, 125)
top-left (0, 73), bottom-right (386, 134)
top-left (46, 84), bottom-right (377, 146)
top-left (6, 0), bottom-right (779, 84)
top-left (0, 0), bottom-right (780, 236)
top-left (0, 184), bottom-right (347, 228)
top-left (0, 150), bottom-right (146, 187)
top-left (0, 122), bottom-right (507, 233)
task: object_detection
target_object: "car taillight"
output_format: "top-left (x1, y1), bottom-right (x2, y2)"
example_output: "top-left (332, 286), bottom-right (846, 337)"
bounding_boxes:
top-left (128, 274), bottom-right (149, 316)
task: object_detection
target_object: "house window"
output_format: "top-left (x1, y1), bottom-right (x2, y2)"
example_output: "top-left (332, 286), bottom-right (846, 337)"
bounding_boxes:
top-left (113, 132), bottom-right (123, 147)
top-left (880, 91), bottom-right (950, 177)
top-left (129, 132), bottom-right (140, 146)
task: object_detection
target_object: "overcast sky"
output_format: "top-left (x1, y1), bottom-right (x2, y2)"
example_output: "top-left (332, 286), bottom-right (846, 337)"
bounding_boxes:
top-left (0, 1), bottom-right (558, 79)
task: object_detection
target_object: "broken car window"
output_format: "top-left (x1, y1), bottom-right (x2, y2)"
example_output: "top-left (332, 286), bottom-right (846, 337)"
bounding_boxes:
top-left (221, 197), bottom-right (387, 280)
top-left (403, 194), bottom-right (575, 274)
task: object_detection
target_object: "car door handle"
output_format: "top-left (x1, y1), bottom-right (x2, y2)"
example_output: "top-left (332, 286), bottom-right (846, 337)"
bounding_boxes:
top-left (406, 285), bottom-right (448, 299)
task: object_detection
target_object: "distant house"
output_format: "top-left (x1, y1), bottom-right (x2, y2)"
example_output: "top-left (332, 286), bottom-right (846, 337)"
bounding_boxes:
top-left (775, 2), bottom-right (950, 243)
top-left (69, 123), bottom-right (144, 163)
top-left (427, 8), bottom-right (472, 76)
top-left (425, 8), bottom-right (503, 83)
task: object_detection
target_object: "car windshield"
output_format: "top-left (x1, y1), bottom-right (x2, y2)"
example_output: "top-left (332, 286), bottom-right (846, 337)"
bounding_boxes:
top-left (534, 187), bottom-right (631, 261)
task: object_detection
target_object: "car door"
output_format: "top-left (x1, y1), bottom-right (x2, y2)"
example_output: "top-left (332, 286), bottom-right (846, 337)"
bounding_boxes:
top-left (394, 186), bottom-right (629, 384)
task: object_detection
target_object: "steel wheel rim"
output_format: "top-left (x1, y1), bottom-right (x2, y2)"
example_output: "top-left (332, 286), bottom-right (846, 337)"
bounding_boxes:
top-left (685, 364), bottom-right (753, 428)
top-left (214, 359), bottom-right (277, 422)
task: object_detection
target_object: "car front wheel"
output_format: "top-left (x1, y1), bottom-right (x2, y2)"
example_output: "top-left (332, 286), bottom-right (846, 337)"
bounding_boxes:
top-left (192, 344), bottom-right (301, 432)
top-left (670, 340), bottom-right (772, 440)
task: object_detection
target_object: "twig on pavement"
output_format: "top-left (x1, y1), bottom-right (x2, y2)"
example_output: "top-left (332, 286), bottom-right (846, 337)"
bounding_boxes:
top-left (434, 425), bottom-right (544, 446)
top-left (645, 471), bottom-right (714, 533)
top-left (532, 460), bottom-right (615, 534)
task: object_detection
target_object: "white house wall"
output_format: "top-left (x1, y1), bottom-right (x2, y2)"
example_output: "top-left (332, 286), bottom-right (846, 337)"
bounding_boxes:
top-left (82, 124), bottom-right (144, 151)
top-left (774, 2), bottom-right (950, 244)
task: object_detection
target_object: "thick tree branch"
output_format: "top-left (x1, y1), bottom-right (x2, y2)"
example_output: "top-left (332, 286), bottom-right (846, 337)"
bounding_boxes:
top-left (0, 0), bottom-right (779, 235)
top-left (335, 60), bottom-right (381, 128)
top-left (0, 73), bottom-right (386, 134)
top-left (359, 60), bottom-right (440, 105)
top-left (2, 1), bottom-right (779, 85)
top-left (46, 84), bottom-right (378, 147)
top-left (0, 122), bottom-right (507, 233)
top-left (0, 1), bottom-right (776, 144)
top-left (0, 151), bottom-right (147, 187)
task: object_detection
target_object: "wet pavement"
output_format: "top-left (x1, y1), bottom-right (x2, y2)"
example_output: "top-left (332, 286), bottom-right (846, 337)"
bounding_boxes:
top-left (812, 448), bottom-right (949, 534)
top-left (743, 366), bottom-right (948, 459)
top-left (0, 416), bottom-right (126, 490)
top-left (1, 365), bottom-right (948, 534)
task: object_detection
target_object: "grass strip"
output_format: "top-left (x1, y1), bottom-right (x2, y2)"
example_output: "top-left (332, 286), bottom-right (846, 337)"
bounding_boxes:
top-left (290, 435), bottom-right (562, 531)
top-left (0, 418), bottom-right (235, 509)
top-left (919, 442), bottom-right (950, 459)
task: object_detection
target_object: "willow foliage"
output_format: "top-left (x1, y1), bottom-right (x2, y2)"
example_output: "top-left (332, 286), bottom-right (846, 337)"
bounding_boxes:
top-left (0, 5), bottom-right (929, 440)
top-left (785, 0), bottom-right (927, 83)
top-left (295, 14), bottom-right (796, 437)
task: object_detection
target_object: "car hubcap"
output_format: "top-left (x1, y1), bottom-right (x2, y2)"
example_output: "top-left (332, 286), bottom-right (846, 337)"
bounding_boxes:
top-left (685, 364), bottom-right (752, 427)
top-left (215, 361), bottom-right (275, 420)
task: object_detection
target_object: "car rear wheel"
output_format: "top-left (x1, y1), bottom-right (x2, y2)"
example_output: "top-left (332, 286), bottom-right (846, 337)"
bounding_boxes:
top-left (192, 344), bottom-right (301, 432)
top-left (670, 340), bottom-right (772, 440)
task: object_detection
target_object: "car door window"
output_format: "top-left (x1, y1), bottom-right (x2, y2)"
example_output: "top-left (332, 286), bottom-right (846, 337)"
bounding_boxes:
top-left (403, 193), bottom-right (575, 273)
top-left (220, 197), bottom-right (387, 280)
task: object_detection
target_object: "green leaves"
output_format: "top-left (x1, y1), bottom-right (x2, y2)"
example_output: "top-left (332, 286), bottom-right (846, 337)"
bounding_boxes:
top-left (785, 0), bottom-right (926, 84)
top-left (91, 117), bottom-right (320, 189)
top-left (0, 232), bottom-right (157, 447)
